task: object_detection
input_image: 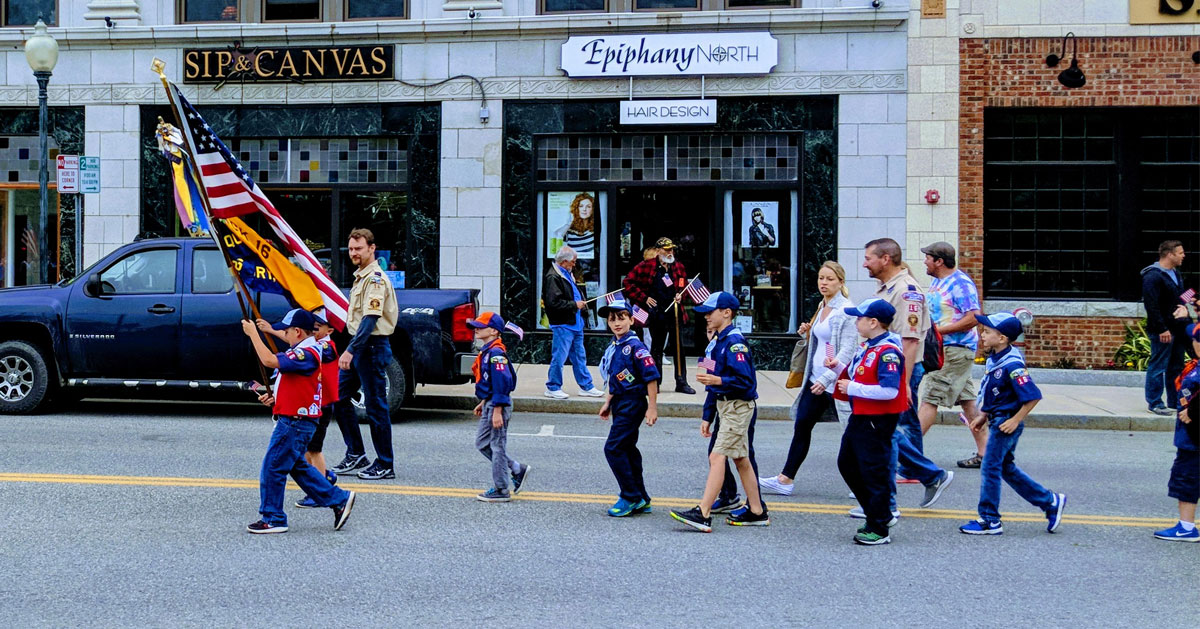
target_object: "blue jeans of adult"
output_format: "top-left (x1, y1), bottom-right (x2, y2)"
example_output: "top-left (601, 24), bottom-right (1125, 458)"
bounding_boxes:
top-left (708, 403), bottom-right (762, 510)
top-left (978, 418), bottom-right (1054, 522)
top-left (1145, 336), bottom-right (1187, 410)
top-left (546, 326), bottom-right (594, 392)
top-left (890, 365), bottom-right (939, 509)
top-left (260, 416), bottom-right (351, 526)
top-left (898, 363), bottom-right (926, 454)
top-left (605, 394), bottom-right (650, 503)
top-left (334, 336), bottom-right (393, 469)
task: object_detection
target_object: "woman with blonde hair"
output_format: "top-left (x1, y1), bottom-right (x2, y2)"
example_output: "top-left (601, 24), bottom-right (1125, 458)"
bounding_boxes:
top-left (760, 261), bottom-right (858, 496)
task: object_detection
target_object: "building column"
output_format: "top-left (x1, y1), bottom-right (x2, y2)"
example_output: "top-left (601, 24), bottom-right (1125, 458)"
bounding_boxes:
top-left (83, 105), bottom-right (140, 266)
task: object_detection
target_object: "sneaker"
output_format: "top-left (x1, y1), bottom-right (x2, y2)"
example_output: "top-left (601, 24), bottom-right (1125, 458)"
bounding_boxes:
top-left (477, 487), bottom-right (511, 502)
top-left (608, 497), bottom-right (638, 517)
top-left (711, 494), bottom-right (743, 514)
top-left (295, 496), bottom-right (319, 509)
top-left (727, 505), bottom-right (770, 526)
top-left (848, 506), bottom-right (900, 527)
top-left (579, 388), bottom-right (605, 398)
top-left (919, 470), bottom-right (955, 508)
top-left (356, 464), bottom-right (395, 480)
top-left (330, 453), bottom-right (369, 474)
top-left (247, 520), bottom-right (288, 534)
top-left (896, 475), bottom-right (921, 485)
top-left (848, 491), bottom-right (856, 499)
top-left (633, 498), bottom-right (652, 514)
top-left (1046, 492), bottom-right (1067, 533)
top-left (670, 506), bottom-right (713, 532)
top-left (1149, 405), bottom-right (1175, 416)
top-left (511, 464), bottom-right (530, 495)
top-left (543, 389), bottom-right (569, 400)
top-left (332, 491), bottom-right (356, 531)
top-left (758, 476), bottom-right (794, 496)
top-left (959, 519), bottom-right (1003, 535)
top-left (853, 530), bottom-right (890, 545)
top-left (675, 381), bottom-right (696, 395)
top-left (1153, 522), bottom-right (1200, 542)
top-left (957, 453), bottom-right (983, 469)
top-left (325, 470), bottom-right (337, 485)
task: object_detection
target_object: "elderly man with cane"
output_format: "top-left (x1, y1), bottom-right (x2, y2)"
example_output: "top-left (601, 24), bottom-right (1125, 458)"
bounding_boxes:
top-left (622, 237), bottom-right (696, 395)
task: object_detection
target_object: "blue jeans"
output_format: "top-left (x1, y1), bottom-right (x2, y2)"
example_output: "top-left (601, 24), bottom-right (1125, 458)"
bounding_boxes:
top-left (605, 394), bottom-right (650, 503)
top-left (1145, 336), bottom-right (1186, 410)
top-left (546, 326), bottom-right (593, 392)
top-left (334, 336), bottom-right (394, 468)
top-left (978, 419), bottom-right (1054, 523)
top-left (260, 416), bottom-right (351, 526)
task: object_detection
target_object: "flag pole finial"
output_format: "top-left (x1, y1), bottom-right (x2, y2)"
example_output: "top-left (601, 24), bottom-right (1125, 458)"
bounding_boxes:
top-left (151, 57), bottom-right (166, 78)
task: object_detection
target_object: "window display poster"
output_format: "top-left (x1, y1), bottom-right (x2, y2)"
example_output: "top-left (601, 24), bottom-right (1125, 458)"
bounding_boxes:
top-left (546, 191), bottom-right (598, 259)
top-left (741, 201), bottom-right (779, 249)
top-left (735, 315), bottom-right (754, 334)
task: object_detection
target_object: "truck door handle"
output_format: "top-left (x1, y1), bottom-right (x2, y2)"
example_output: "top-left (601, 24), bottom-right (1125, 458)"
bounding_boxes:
top-left (147, 305), bottom-right (176, 314)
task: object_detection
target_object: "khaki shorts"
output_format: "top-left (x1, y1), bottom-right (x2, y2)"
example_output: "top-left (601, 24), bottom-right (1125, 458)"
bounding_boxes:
top-left (919, 345), bottom-right (977, 407)
top-left (712, 399), bottom-right (755, 459)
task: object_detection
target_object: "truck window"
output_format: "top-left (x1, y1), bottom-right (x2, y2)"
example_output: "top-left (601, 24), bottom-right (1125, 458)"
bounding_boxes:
top-left (192, 248), bottom-right (234, 294)
top-left (99, 249), bottom-right (177, 295)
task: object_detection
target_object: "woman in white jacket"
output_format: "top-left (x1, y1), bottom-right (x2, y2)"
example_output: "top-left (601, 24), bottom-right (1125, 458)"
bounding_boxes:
top-left (760, 261), bottom-right (858, 496)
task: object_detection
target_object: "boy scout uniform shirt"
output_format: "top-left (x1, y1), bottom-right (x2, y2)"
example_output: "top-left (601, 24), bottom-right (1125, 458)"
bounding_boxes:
top-left (474, 339), bottom-right (516, 406)
top-left (874, 269), bottom-right (930, 342)
top-left (977, 345), bottom-right (1042, 417)
top-left (348, 258), bottom-right (398, 336)
top-left (703, 326), bottom-right (759, 402)
top-left (604, 332), bottom-right (660, 396)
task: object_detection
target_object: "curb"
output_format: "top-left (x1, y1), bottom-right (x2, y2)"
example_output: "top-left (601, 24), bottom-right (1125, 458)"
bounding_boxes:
top-left (971, 365), bottom-right (1144, 387)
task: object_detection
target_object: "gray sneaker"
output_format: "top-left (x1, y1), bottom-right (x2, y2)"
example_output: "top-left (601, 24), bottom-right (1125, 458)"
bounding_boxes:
top-left (920, 470), bottom-right (955, 508)
top-left (848, 506), bottom-right (900, 527)
top-left (1150, 406), bottom-right (1175, 416)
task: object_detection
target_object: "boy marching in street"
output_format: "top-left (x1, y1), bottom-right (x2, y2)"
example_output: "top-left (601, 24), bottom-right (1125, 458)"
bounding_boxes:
top-left (597, 299), bottom-right (660, 517)
top-left (1154, 322), bottom-right (1200, 542)
top-left (670, 292), bottom-right (769, 532)
top-left (468, 312), bottom-right (530, 503)
top-left (960, 312), bottom-right (1067, 536)
top-left (241, 308), bottom-right (356, 534)
top-left (831, 299), bottom-right (908, 545)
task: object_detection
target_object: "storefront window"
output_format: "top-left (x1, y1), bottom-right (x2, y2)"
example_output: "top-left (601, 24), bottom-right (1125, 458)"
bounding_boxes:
top-left (263, 0), bottom-right (319, 20)
top-left (346, 0), bottom-right (404, 18)
top-left (634, 0), bottom-right (699, 9)
top-left (182, 0), bottom-right (239, 21)
top-left (1, 189), bottom-right (59, 287)
top-left (4, 0), bottom-right (56, 25)
top-left (537, 190), bottom-right (606, 329)
top-left (726, 190), bottom-right (794, 334)
top-left (541, 0), bottom-right (605, 12)
top-left (338, 191), bottom-right (406, 288)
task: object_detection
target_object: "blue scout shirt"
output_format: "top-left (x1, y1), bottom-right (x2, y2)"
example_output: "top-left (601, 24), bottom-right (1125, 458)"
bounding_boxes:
top-left (977, 345), bottom-right (1042, 417)
top-left (1176, 362), bottom-right (1199, 451)
top-left (474, 339), bottom-right (516, 406)
top-left (601, 332), bottom-right (660, 396)
top-left (552, 264), bottom-right (584, 332)
top-left (703, 325), bottom-right (758, 402)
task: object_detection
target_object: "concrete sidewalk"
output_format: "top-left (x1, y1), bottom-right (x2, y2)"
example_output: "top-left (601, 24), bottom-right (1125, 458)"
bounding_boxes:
top-left (413, 363), bottom-right (1174, 431)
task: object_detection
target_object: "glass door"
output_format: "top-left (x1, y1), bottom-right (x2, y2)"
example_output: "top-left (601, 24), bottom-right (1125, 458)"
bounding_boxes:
top-left (1, 187), bottom-right (60, 287)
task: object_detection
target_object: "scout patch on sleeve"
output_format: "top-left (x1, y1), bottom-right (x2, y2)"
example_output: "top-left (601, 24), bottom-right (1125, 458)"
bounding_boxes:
top-left (286, 349), bottom-right (305, 361)
top-left (907, 314), bottom-right (919, 329)
top-left (635, 348), bottom-right (651, 359)
top-left (881, 353), bottom-right (899, 363)
top-left (908, 303), bottom-right (920, 313)
top-left (1010, 367), bottom-right (1031, 385)
top-left (901, 291), bottom-right (924, 303)
top-left (730, 343), bottom-right (749, 353)
top-left (369, 298), bottom-right (382, 310)
top-left (490, 355), bottom-right (508, 364)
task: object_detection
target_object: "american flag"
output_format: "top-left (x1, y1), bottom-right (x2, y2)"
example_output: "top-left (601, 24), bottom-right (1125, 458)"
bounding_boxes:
top-left (631, 304), bottom-right (649, 325)
top-left (1182, 288), bottom-right (1196, 303)
top-left (168, 85), bottom-right (349, 330)
top-left (503, 321), bottom-right (525, 341)
top-left (698, 356), bottom-right (717, 372)
top-left (683, 277), bottom-right (711, 304)
top-left (604, 291), bottom-right (625, 305)
top-left (825, 343), bottom-right (836, 361)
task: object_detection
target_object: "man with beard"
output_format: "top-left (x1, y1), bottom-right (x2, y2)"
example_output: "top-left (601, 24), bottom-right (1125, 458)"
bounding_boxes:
top-left (622, 237), bottom-right (696, 394)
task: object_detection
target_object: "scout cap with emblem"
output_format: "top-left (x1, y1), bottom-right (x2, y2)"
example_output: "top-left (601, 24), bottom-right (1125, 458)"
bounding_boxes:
top-left (976, 312), bottom-right (1023, 341)
top-left (694, 291), bottom-right (740, 313)
top-left (920, 241), bottom-right (956, 267)
top-left (654, 237), bottom-right (675, 250)
top-left (466, 311), bottom-right (507, 333)
top-left (598, 299), bottom-right (632, 318)
top-left (311, 308), bottom-right (328, 326)
top-left (272, 308), bottom-right (317, 332)
top-left (843, 298), bottom-right (896, 324)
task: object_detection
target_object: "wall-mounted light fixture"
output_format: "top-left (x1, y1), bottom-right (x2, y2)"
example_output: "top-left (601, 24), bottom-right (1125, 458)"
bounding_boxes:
top-left (1046, 32), bottom-right (1085, 89)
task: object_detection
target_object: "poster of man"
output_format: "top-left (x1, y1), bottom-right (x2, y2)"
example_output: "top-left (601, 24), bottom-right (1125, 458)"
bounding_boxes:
top-left (742, 201), bottom-right (778, 248)
top-left (547, 192), bottom-right (598, 259)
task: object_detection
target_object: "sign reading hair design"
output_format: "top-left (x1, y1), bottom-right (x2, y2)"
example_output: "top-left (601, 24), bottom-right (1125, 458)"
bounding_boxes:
top-left (561, 33), bottom-right (778, 78)
top-left (620, 100), bottom-right (717, 125)
top-left (1129, 0), bottom-right (1200, 23)
top-left (183, 45), bottom-right (394, 83)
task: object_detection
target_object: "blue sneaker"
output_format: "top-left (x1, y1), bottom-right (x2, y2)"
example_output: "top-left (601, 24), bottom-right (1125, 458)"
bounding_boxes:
top-left (294, 496), bottom-right (319, 509)
top-left (959, 519), bottom-right (1003, 535)
top-left (476, 487), bottom-right (511, 502)
top-left (632, 498), bottom-right (652, 514)
top-left (608, 497), bottom-right (638, 517)
top-left (711, 494), bottom-right (743, 514)
top-left (1153, 522), bottom-right (1200, 542)
top-left (511, 464), bottom-right (530, 495)
top-left (1046, 493), bottom-right (1067, 533)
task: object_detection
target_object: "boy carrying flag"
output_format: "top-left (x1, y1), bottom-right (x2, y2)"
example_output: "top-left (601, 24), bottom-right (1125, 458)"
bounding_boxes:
top-left (468, 312), bottom-right (530, 503)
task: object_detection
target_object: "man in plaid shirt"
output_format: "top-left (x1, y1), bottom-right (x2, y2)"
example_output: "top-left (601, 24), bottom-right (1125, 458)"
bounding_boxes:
top-left (622, 237), bottom-right (696, 394)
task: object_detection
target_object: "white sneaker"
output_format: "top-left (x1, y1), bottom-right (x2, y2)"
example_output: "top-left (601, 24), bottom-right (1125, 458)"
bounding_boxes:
top-left (848, 491), bottom-right (856, 499)
top-left (758, 476), bottom-right (794, 496)
top-left (848, 506), bottom-right (900, 527)
top-left (543, 389), bottom-right (569, 399)
top-left (663, 357), bottom-right (672, 365)
top-left (578, 388), bottom-right (605, 397)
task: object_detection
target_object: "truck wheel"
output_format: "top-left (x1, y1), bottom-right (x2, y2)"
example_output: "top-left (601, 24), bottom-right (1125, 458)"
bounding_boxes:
top-left (0, 341), bottom-right (50, 414)
top-left (352, 358), bottom-right (408, 422)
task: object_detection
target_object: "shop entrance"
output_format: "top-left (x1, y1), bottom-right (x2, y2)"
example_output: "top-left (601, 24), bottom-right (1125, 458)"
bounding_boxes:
top-left (0, 187), bottom-right (60, 287)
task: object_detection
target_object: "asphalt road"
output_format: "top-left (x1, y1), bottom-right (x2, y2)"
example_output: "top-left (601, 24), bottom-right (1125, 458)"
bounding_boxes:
top-left (0, 400), bottom-right (1195, 627)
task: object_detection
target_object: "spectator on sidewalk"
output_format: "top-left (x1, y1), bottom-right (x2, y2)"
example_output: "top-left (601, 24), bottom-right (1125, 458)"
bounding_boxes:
top-left (1142, 240), bottom-right (1194, 415)
top-left (542, 245), bottom-right (605, 400)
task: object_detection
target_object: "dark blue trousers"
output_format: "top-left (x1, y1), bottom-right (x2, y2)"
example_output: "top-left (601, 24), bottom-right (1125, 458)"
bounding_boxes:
top-left (605, 394), bottom-right (650, 503)
top-left (334, 336), bottom-right (394, 468)
top-left (839, 413), bottom-right (899, 536)
top-left (707, 403), bottom-right (762, 510)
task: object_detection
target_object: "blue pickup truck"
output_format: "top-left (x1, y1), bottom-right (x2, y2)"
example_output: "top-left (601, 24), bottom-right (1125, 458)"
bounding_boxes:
top-left (0, 237), bottom-right (479, 417)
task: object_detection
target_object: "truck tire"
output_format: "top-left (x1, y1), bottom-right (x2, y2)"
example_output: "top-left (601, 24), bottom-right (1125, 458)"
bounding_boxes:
top-left (0, 340), bottom-right (50, 414)
top-left (352, 357), bottom-right (408, 422)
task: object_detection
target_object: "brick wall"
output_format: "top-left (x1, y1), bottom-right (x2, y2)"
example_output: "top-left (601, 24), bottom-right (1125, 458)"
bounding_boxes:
top-left (958, 35), bottom-right (1198, 367)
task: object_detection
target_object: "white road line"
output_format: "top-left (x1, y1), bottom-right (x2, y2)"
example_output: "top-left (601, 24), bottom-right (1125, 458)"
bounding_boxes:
top-left (510, 424), bottom-right (604, 440)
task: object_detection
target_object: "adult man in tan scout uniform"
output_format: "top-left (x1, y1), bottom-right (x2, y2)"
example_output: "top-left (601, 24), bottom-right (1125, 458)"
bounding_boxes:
top-left (330, 228), bottom-right (400, 480)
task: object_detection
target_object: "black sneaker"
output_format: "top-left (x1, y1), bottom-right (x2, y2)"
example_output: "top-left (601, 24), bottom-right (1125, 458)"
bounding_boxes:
top-left (330, 453), bottom-right (369, 474)
top-left (710, 494), bottom-right (743, 514)
top-left (511, 464), bottom-right (530, 495)
top-left (957, 453), bottom-right (982, 469)
top-left (247, 520), bottom-right (288, 534)
top-left (670, 506), bottom-right (713, 532)
top-left (356, 463), bottom-right (395, 480)
top-left (333, 491), bottom-right (356, 531)
top-left (726, 505), bottom-right (770, 527)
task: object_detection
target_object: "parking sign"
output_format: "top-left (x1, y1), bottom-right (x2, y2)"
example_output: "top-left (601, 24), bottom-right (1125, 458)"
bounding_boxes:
top-left (56, 155), bottom-right (79, 193)
top-left (80, 156), bottom-right (100, 193)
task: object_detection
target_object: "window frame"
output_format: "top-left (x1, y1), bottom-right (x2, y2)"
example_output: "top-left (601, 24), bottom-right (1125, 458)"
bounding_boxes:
top-left (342, 0), bottom-right (406, 21)
top-left (177, 0), bottom-right (407, 24)
top-left (539, 0), bottom-right (796, 14)
top-left (98, 248), bottom-right (180, 296)
top-left (1, 0), bottom-right (58, 26)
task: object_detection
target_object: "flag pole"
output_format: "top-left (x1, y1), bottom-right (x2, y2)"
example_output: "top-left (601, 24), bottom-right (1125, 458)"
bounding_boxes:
top-left (665, 273), bottom-right (701, 314)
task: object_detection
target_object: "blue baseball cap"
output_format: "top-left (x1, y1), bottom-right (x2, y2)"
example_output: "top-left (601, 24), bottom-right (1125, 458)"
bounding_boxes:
top-left (843, 298), bottom-right (896, 324)
top-left (1187, 322), bottom-right (1200, 342)
top-left (694, 291), bottom-right (740, 313)
top-left (466, 311), bottom-right (506, 333)
top-left (977, 312), bottom-right (1023, 340)
top-left (598, 299), bottom-right (632, 318)
top-left (311, 308), bottom-right (329, 326)
top-left (272, 308), bottom-right (316, 332)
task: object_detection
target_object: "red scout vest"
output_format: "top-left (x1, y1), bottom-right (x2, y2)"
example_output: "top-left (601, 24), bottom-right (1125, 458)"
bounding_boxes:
top-left (319, 337), bottom-right (340, 406)
top-left (833, 341), bottom-right (909, 415)
top-left (273, 345), bottom-right (323, 419)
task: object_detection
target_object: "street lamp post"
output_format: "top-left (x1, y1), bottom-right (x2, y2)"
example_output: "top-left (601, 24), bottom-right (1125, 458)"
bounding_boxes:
top-left (24, 19), bottom-right (58, 285)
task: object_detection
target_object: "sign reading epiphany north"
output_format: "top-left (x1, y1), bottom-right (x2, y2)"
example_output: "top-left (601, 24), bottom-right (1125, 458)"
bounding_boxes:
top-left (561, 32), bottom-right (778, 78)
top-left (183, 45), bottom-right (394, 83)
top-left (620, 100), bottom-right (717, 125)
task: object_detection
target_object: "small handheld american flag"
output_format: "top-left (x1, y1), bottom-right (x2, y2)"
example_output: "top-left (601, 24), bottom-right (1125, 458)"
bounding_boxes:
top-left (1182, 288), bottom-right (1197, 303)
top-left (631, 305), bottom-right (649, 325)
top-left (825, 343), bottom-right (836, 362)
top-left (698, 356), bottom-right (717, 372)
top-left (504, 321), bottom-right (525, 340)
top-left (683, 278), bottom-right (711, 304)
top-left (605, 291), bottom-right (625, 305)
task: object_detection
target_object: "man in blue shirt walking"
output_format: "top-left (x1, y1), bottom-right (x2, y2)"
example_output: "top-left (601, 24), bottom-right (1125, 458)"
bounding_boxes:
top-left (542, 246), bottom-right (604, 400)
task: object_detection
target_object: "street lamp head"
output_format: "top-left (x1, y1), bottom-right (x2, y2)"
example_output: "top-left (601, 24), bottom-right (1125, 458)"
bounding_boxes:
top-left (24, 19), bottom-right (59, 74)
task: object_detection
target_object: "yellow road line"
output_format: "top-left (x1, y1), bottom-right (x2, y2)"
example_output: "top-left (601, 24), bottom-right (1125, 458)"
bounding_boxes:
top-left (0, 473), bottom-right (1174, 528)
